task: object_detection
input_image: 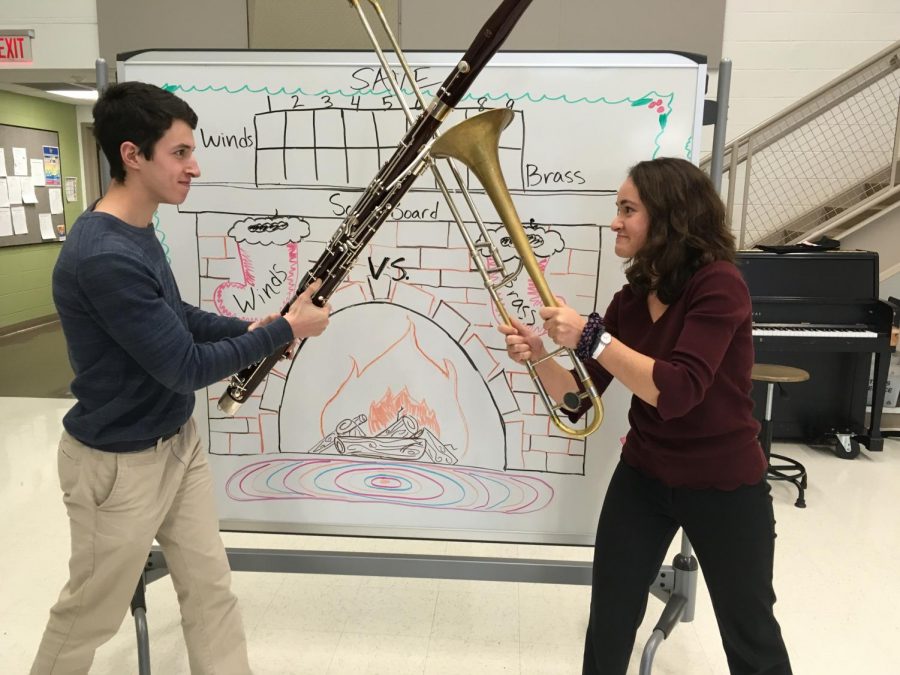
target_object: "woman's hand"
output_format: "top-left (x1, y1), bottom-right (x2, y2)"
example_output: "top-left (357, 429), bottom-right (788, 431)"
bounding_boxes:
top-left (497, 317), bottom-right (548, 363)
top-left (539, 300), bottom-right (587, 349)
top-left (498, 316), bottom-right (583, 407)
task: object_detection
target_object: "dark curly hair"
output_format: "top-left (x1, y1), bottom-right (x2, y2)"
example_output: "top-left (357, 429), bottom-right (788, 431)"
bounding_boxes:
top-left (92, 81), bottom-right (198, 183)
top-left (624, 157), bottom-right (735, 303)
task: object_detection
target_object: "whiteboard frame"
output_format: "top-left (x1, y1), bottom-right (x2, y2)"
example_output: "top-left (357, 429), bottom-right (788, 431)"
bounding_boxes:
top-left (120, 49), bottom-right (708, 546)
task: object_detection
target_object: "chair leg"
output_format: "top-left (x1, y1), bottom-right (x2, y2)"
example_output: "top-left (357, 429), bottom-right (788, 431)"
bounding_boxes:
top-left (762, 383), bottom-right (775, 459)
top-left (761, 382), bottom-right (808, 508)
top-left (769, 453), bottom-right (807, 508)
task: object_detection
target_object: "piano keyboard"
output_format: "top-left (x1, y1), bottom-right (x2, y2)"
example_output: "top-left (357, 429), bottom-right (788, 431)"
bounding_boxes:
top-left (752, 324), bottom-right (879, 339)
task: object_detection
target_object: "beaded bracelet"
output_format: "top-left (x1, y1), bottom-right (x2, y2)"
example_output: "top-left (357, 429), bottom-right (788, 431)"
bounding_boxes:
top-left (575, 312), bottom-right (604, 361)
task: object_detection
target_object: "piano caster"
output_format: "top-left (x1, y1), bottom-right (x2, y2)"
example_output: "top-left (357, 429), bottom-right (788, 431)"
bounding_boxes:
top-left (834, 433), bottom-right (860, 460)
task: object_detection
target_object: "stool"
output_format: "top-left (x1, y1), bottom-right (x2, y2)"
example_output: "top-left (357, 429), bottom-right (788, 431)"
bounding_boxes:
top-left (751, 364), bottom-right (810, 508)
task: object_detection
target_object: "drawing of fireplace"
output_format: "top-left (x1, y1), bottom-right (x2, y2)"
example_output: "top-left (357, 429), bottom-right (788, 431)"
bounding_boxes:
top-left (198, 205), bottom-right (599, 476)
top-left (277, 301), bottom-right (506, 471)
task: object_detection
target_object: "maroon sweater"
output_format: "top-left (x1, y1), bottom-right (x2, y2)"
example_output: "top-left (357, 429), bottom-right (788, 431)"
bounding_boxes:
top-left (579, 260), bottom-right (766, 490)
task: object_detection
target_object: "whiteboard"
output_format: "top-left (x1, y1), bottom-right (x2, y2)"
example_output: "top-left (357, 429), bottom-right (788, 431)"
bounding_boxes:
top-left (120, 49), bottom-right (706, 545)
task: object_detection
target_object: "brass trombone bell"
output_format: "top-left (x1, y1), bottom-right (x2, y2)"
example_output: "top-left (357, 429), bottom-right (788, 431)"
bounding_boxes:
top-left (430, 109), bottom-right (604, 437)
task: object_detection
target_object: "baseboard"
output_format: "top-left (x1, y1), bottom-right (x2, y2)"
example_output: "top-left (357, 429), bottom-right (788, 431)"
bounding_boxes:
top-left (0, 314), bottom-right (60, 338)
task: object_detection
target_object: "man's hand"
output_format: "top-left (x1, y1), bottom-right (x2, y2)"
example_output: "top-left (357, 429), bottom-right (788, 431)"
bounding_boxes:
top-left (247, 313), bottom-right (280, 332)
top-left (248, 312), bottom-right (301, 360)
top-left (284, 279), bottom-right (331, 339)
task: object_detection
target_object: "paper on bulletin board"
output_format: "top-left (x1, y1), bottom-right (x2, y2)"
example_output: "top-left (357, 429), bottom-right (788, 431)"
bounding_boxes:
top-left (12, 148), bottom-right (28, 176)
top-left (6, 175), bottom-right (22, 204)
top-left (11, 205), bottom-right (27, 234)
top-left (31, 159), bottom-right (46, 187)
top-left (0, 207), bottom-right (11, 236)
top-left (48, 188), bottom-right (64, 214)
top-left (42, 146), bottom-right (61, 186)
top-left (20, 176), bottom-right (38, 204)
top-left (64, 176), bottom-right (78, 202)
top-left (0, 178), bottom-right (8, 208)
top-left (38, 213), bottom-right (56, 240)
top-left (0, 148), bottom-right (6, 177)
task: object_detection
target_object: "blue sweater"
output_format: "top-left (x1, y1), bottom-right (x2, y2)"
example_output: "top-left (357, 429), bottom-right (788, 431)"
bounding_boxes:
top-left (53, 208), bottom-right (294, 452)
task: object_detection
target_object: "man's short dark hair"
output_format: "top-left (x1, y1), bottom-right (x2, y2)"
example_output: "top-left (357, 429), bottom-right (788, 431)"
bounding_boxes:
top-left (93, 82), bottom-right (198, 183)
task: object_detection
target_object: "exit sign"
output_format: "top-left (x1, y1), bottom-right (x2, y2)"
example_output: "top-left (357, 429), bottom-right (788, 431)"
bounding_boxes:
top-left (0, 30), bottom-right (34, 64)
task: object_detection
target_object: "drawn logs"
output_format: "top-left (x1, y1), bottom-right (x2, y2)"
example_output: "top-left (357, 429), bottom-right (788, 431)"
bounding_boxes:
top-left (306, 413), bottom-right (458, 464)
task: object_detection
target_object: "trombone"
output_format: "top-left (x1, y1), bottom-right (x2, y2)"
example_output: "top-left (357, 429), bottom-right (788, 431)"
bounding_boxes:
top-left (350, 0), bottom-right (603, 437)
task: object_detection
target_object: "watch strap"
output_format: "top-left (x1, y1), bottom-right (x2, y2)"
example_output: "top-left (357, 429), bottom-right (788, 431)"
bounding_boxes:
top-left (575, 312), bottom-right (604, 361)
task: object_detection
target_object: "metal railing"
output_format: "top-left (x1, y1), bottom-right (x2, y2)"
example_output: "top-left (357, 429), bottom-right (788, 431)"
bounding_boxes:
top-left (701, 41), bottom-right (900, 249)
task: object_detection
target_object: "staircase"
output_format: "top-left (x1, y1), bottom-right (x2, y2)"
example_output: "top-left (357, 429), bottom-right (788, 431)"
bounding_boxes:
top-left (702, 41), bottom-right (900, 256)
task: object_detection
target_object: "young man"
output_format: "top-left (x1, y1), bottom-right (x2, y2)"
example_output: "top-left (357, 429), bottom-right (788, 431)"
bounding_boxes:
top-left (31, 82), bottom-right (330, 674)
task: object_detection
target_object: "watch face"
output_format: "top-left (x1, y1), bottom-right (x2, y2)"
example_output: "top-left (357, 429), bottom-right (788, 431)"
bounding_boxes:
top-left (591, 330), bottom-right (610, 354)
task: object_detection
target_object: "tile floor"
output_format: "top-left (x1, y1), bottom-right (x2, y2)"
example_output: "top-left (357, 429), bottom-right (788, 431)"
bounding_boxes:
top-left (2, 396), bottom-right (899, 674)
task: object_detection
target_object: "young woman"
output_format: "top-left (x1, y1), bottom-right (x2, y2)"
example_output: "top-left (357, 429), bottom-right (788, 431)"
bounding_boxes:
top-left (499, 157), bottom-right (792, 675)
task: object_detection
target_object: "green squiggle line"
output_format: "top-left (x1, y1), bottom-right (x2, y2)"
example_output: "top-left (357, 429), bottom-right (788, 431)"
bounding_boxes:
top-left (153, 211), bottom-right (171, 263)
top-left (163, 82), bottom-right (675, 109)
top-left (165, 82), bottom-right (422, 98)
top-left (164, 83), bottom-right (679, 157)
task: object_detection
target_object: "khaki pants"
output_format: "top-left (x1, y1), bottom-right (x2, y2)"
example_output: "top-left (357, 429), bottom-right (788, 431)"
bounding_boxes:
top-left (31, 419), bottom-right (251, 674)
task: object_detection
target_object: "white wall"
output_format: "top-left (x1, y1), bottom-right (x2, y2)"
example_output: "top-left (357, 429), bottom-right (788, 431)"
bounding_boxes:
top-left (0, 0), bottom-right (98, 70)
top-left (882, 266), bottom-right (900, 300)
top-left (843, 207), bottom-right (900, 269)
top-left (701, 0), bottom-right (900, 153)
top-left (697, 0), bottom-right (900, 297)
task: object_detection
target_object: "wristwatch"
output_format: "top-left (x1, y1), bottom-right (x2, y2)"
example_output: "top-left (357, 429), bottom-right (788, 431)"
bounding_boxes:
top-left (590, 328), bottom-right (612, 359)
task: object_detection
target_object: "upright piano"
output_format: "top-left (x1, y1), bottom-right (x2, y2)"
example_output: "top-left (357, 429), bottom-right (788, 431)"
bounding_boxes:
top-left (736, 250), bottom-right (895, 458)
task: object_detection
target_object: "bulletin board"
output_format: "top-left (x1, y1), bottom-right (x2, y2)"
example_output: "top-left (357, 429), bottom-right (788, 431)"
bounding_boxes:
top-left (0, 123), bottom-right (67, 247)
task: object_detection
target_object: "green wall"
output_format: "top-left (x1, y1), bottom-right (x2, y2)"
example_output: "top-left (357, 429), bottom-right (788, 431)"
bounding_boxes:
top-left (0, 90), bottom-right (86, 329)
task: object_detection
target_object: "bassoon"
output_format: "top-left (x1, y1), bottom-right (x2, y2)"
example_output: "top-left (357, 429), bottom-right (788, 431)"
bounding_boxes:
top-left (218, 0), bottom-right (533, 415)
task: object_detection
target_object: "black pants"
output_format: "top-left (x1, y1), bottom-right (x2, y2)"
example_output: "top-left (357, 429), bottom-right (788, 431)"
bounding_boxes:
top-left (583, 460), bottom-right (792, 675)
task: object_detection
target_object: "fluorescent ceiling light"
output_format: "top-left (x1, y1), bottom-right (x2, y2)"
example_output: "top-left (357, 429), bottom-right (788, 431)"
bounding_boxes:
top-left (46, 89), bottom-right (98, 101)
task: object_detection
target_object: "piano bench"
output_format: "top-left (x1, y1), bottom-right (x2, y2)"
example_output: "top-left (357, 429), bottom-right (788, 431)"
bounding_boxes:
top-left (751, 364), bottom-right (810, 509)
